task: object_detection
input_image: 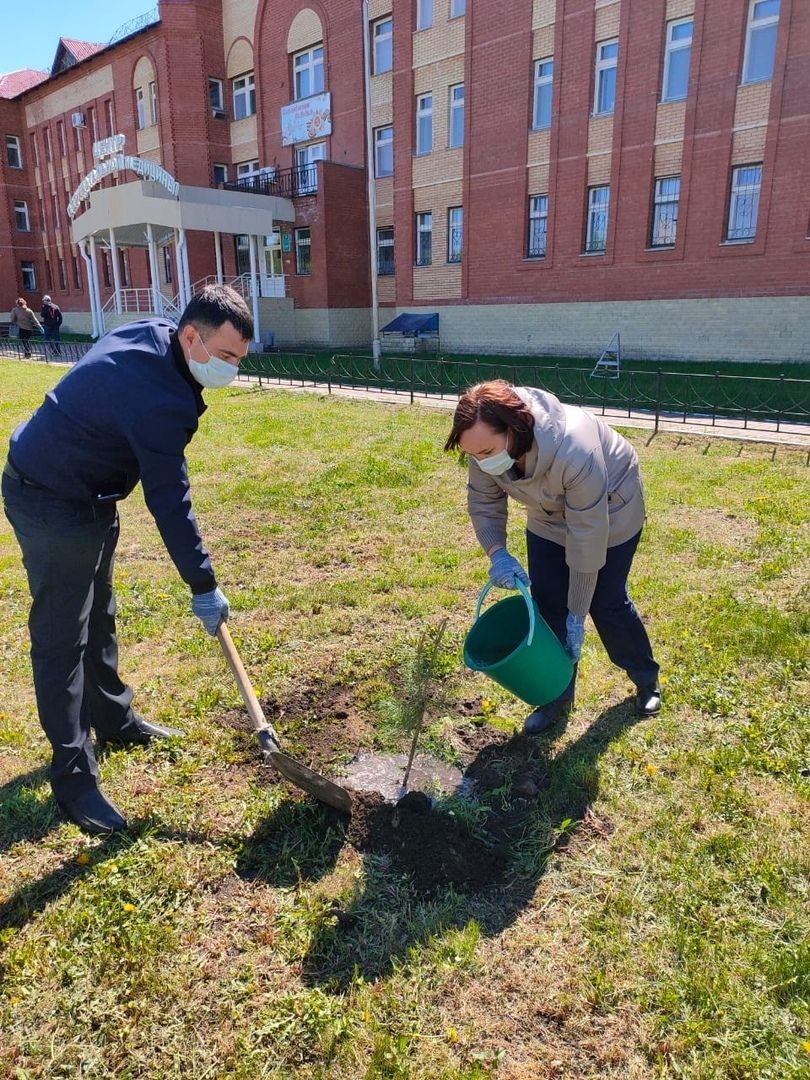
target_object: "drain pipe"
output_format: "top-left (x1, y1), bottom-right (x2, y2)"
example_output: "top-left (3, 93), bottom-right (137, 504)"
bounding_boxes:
top-left (362, 0), bottom-right (382, 370)
top-left (78, 240), bottom-right (99, 339)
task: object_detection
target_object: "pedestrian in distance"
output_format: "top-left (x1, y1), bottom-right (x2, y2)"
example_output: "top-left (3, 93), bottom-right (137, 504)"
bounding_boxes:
top-left (40, 294), bottom-right (63, 357)
top-left (445, 379), bottom-right (661, 734)
top-left (10, 297), bottom-right (43, 358)
top-left (2, 284), bottom-right (252, 835)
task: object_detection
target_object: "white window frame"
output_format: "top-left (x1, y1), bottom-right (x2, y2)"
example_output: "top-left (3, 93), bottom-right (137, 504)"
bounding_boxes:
top-left (233, 72), bottom-right (256, 119)
top-left (416, 0), bottom-right (433, 31)
top-left (295, 142), bottom-right (325, 193)
top-left (415, 211), bottom-right (432, 266)
top-left (742, 0), bottom-right (780, 84)
top-left (236, 160), bottom-right (259, 179)
top-left (650, 176), bottom-right (680, 247)
top-left (149, 81), bottom-right (158, 126)
top-left (373, 18), bottom-right (393, 74)
top-left (213, 163), bottom-right (229, 186)
top-left (450, 0), bottom-right (465, 17)
top-left (415, 93), bottom-right (433, 155)
top-left (135, 87), bottom-right (146, 130)
top-left (57, 120), bottom-right (67, 157)
top-left (448, 84), bottom-right (464, 148)
top-left (527, 194), bottom-right (548, 257)
top-left (593, 39), bottom-right (618, 116)
top-left (21, 261), bottom-right (36, 291)
top-left (447, 206), bottom-right (463, 263)
top-left (29, 133), bottom-right (38, 168)
top-left (89, 106), bottom-right (99, 140)
top-left (14, 200), bottom-right (30, 232)
top-left (209, 77), bottom-right (225, 115)
top-left (585, 185), bottom-right (610, 253)
top-left (376, 225), bottom-right (394, 275)
top-left (6, 134), bottom-right (22, 169)
top-left (104, 99), bottom-right (115, 137)
top-left (532, 59), bottom-right (554, 130)
top-left (293, 46), bottom-right (325, 101)
top-left (727, 164), bottom-right (762, 241)
top-left (661, 19), bottom-right (692, 102)
top-left (52, 193), bottom-right (61, 232)
top-left (295, 227), bottom-right (312, 275)
top-left (58, 257), bottom-right (67, 291)
top-left (374, 125), bottom-right (394, 177)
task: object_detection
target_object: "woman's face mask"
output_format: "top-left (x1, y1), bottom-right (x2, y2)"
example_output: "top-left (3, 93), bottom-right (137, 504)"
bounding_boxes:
top-left (475, 432), bottom-right (515, 476)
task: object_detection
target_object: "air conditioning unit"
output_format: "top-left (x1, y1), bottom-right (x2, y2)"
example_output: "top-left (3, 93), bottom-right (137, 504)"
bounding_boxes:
top-left (71, 112), bottom-right (86, 128)
top-left (211, 108), bottom-right (227, 120)
top-left (258, 166), bottom-right (277, 180)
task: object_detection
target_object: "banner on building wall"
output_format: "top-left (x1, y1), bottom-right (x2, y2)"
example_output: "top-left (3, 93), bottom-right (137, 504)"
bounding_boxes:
top-left (280, 92), bottom-right (332, 147)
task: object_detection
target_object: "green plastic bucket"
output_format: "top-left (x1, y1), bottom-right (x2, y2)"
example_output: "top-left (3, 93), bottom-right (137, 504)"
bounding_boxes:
top-left (463, 580), bottom-right (574, 707)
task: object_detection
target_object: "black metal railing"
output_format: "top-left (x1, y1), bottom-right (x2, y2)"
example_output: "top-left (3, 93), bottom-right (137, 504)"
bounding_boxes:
top-left (223, 164), bottom-right (319, 200)
top-left (0, 336), bottom-right (93, 364)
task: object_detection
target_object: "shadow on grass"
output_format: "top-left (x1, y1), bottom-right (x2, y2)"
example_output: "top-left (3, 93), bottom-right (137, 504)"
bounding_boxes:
top-left (299, 697), bottom-right (644, 991)
top-left (0, 766), bottom-right (59, 853)
top-left (235, 798), bottom-right (345, 888)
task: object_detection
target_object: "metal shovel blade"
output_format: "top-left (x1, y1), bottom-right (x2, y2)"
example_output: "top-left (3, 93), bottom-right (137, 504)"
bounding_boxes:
top-left (268, 749), bottom-right (353, 814)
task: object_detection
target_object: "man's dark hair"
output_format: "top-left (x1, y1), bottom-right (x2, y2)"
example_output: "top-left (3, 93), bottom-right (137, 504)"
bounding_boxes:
top-left (177, 284), bottom-right (254, 341)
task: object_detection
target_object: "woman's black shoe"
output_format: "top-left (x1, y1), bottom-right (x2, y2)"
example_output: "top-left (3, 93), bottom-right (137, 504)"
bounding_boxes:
top-left (56, 787), bottom-right (127, 834)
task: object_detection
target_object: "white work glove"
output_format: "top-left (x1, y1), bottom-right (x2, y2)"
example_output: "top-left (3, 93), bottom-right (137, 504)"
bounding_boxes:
top-left (565, 612), bottom-right (586, 661)
top-left (191, 587), bottom-right (230, 635)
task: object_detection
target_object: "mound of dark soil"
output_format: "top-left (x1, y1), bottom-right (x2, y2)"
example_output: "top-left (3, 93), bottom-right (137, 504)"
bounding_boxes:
top-left (347, 790), bottom-right (508, 894)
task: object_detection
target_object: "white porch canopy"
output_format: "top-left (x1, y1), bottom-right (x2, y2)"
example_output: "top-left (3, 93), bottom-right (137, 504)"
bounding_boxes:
top-left (70, 178), bottom-right (295, 342)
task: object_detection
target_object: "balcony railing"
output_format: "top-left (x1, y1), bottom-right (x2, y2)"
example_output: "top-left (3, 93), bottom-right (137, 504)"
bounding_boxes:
top-left (223, 164), bottom-right (319, 200)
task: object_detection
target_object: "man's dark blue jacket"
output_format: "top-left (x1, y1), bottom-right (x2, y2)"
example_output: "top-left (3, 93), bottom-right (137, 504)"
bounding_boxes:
top-left (8, 319), bottom-right (216, 594)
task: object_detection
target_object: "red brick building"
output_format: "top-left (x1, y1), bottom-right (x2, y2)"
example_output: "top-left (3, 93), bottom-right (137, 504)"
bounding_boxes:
top-left (1, 0), bottom-right (808, 359)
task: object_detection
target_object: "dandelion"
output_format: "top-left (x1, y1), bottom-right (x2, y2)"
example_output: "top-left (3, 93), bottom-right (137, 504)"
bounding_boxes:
top-left (645, 763), bottom-right (657, 776)
top-left (122, 902), bottom-right (136, 913)
top-left (76, 852), bottom-right (91, 865)
top-left (446, 1027), bottom-right (459, 1043)
top-left (802, 1040), bottom-right (810, 1055)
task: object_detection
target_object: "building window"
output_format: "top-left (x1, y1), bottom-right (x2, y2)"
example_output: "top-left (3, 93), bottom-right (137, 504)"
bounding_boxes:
top-left (29, 132), bottom-right (38, 168)
top-left (447, 206), bottom-right (463, 263)
top-left (373, 18), bottom-right (393, 74)
top-left (375, 126), bottom-right (394, 177)
top-left (295, 143), bottom-right (325, 193)
top-left (532, 59), bottom-right (553, 130)
top-left (135, 87), bottom-right (147, 129)
top-left (415, 211), bottom-right (432, 265)
top-left (415, 93), bottom-right (433, 155)
top-left (163, 247), bottom-right (173, 284)
top-left (52, 193), bottom-right (61, 231)
top-left (650, 176), bottom-right (680, 247)
top-left (295, 227), bottom-right (312, 274)
top-left (74, 120), bottom-right (83, 153)
top-left (105, 99), bottom-right (115, 136)
top-left (89, 106), bottom-right (99, 140)
top-left (294, 47), bottom-right (324, 100)
top-left (14, 201), bottom-right (30, 232)
top-left (45, 261), bottom-right (54, 291)
top-left (21, 261), bottom-right (36, 291)
top-left (57, 120), bottom-right (67, 157)
top-left (149, 82), bottom-right (158, 125)
top-left (594, 40), bottom-right (618, 115)
top-left (209, 77), bottom-right (225, 116)
top-left (448, 84), bottom-right (464, 148)
top-left (72, 255), bottom-right (81, 289)
top-left (527, 194), bottom-right (548, 257)
top-left (450, 0), bottom-right (466, 16)
top-left (585, 185), bottom-right (609, 252)
top-left (236, 159), bottom-right (259, 179)
top-left (376, 226), bottom-right (394, 275)
top-left (43, 128), bottom-right (52, 163)
top-left (743, 0), bottom-right (780, 83)
top-left (233, 72), bottom-right (256, 119)
top-left (416, 0), bottom-right (433, 31)
top-left (662, 20), bottom-right (692, 102)
top-left (727, 164), bottom-right (762, 241)
top-left (213, 163), bottom-right (228, 186)
top-left (58, 257), bottom-right (67, 291)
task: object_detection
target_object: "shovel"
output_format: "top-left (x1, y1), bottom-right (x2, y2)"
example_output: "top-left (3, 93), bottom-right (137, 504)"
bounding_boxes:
top-left (216, 623), bottom-right (353, 815)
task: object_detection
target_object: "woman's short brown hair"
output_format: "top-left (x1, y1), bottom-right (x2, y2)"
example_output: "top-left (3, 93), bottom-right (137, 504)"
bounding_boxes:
top-left (444, 380), bottom-right (535, 456)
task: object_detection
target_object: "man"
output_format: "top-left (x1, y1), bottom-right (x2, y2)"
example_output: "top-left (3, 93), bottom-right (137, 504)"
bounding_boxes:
top-left (40, 294), bottom-right (63, 357)
top-left (2, 285), bottom-right (252, 835)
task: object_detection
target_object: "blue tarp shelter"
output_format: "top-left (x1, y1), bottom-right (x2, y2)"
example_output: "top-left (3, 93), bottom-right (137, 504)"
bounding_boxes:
top-left (381, 313), bottom-right (439, 335)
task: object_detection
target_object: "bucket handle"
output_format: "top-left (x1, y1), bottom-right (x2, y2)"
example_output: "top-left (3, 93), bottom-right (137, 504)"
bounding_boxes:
top-left (474, 578), bottom-right (536, 648)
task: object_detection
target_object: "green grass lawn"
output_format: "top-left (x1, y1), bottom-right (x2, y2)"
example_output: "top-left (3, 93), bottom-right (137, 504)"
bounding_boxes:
top-left (0, 359), bottom-right (808, 1079)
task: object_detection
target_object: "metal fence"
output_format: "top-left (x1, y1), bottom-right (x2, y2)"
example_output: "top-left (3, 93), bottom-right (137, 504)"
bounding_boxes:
top-left (2, 337), bottom-right (807, 436)
top-left (238, 352), bottom-right (810, 435)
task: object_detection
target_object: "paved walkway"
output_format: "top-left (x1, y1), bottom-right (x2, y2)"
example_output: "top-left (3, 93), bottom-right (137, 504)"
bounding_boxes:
top-left (236, 375), bottom-right (810, 452)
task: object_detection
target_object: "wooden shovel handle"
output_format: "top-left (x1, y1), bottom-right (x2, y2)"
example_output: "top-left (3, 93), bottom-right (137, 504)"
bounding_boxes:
top-left (216, 622), bottom-right (275, 738)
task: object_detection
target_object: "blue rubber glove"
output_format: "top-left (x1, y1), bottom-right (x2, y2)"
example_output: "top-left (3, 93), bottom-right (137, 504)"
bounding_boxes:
top-left (488, 549), bottom-right (530, 590)
top-left (191, 587), bottom-right (230, 635)
top-left (565, 612), bottom-right (586, 661)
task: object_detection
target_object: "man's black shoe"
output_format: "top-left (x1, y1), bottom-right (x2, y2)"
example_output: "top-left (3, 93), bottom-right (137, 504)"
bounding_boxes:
top-left (98, 717), bottom-right (186, 747)
top-left (523, 700), bottom-right (573, 735)
top-left (56, 787), bottom-right (127, 835)
top-left (635, 682), bottom-right (662, 717)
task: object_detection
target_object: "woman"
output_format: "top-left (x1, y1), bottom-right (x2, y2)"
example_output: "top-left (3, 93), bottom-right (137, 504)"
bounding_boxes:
top-left (445, 380), bottom-right (660, 733)
top-left (10, 297), bottom-right (43, 359)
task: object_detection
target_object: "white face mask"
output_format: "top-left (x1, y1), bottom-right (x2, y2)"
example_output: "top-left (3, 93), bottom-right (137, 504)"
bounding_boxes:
top-left (475, 433), bottom-right (515, 476)
top-left (187, 332), bottom-right (239, 389)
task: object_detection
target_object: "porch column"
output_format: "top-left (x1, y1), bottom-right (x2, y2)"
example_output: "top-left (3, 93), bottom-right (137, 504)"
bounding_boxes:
top-left (88, 235), bottom-right (105, 336)
top-left (214, 231), bottom-right (224, 284)
top-left (109, 228), bottom-right (123, 314)
top-left (181, 229), bottom-right (192, 307)
top-left (79, 239), bottom-right (99, 339)
top-left (146, 223), bottom-right (162, 315)
top-left (247, 234), bottom-right (261, 344)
